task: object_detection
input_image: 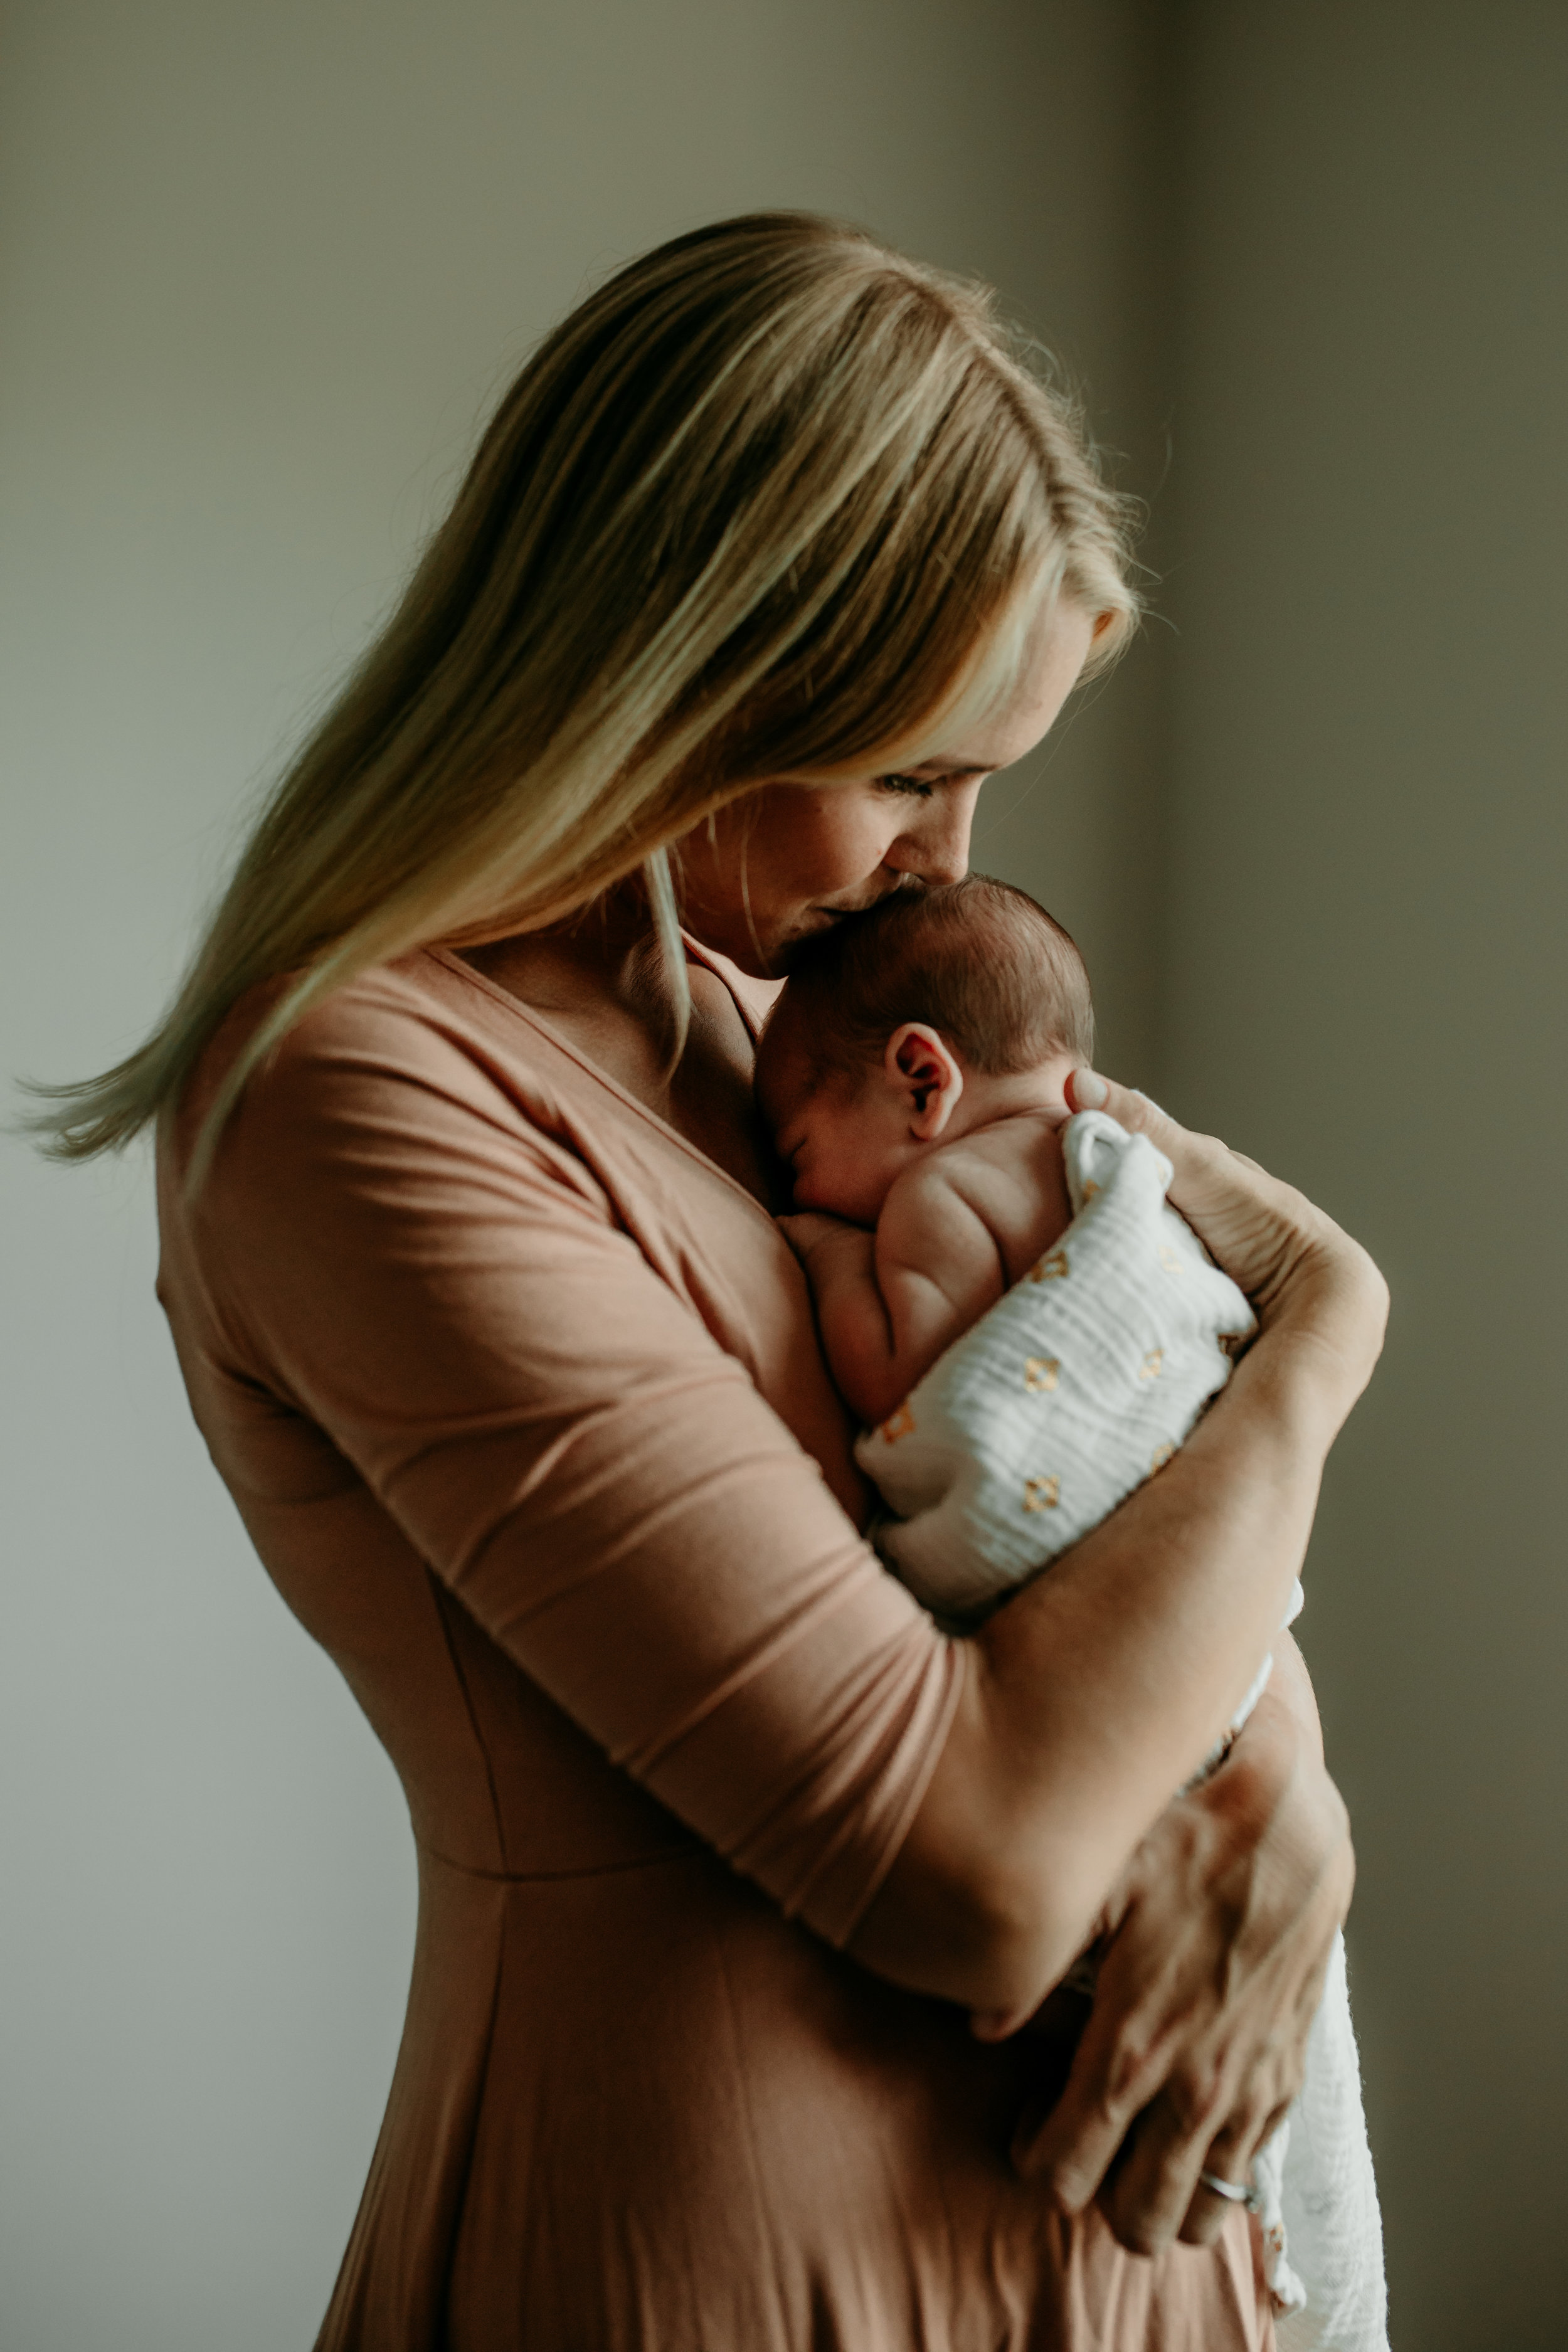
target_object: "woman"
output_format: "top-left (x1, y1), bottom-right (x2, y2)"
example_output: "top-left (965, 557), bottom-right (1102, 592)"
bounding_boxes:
top-left (40, 215), bottom-right (1384, 2348)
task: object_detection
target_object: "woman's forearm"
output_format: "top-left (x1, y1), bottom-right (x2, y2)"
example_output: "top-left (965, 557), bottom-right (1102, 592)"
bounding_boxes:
top-left (1017, 1645), bottom-right (1353, 2251)
top-left (850, 1319), bottom-right (1352, 2011)
top-left (849, 1074), bottom-right (1385, 2013)
top-left (1261, 1625), bottom-right (1323, 1767)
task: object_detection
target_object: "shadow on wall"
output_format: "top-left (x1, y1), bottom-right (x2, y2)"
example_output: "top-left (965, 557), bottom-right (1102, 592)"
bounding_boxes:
top-left (1157, 9), bottom-right (1568, 2351)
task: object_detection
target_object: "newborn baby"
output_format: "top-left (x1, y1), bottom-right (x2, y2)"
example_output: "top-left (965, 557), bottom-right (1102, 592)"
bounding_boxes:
top-left (756, 875), bottom-right (1387, 2352)
top-left (758, 875), bottom-right (1089, 1438)
top-left (758, 871), bottom-right (1268, 1631)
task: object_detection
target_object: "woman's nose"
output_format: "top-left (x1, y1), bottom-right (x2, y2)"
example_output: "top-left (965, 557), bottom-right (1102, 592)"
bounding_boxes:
top-left (887, 781), bottom-right (983, 888)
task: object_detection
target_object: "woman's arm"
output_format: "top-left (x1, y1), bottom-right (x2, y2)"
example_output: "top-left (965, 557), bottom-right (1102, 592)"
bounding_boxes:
top-left (847, 1074), bottom-right (1384, 2018)
top-left (1020, 1630), bottom-right (1350, 2254)
top-left (197, 1000), bottom-right (1377, 2172)
top-left (183, 978), bottom-right (968, 1955)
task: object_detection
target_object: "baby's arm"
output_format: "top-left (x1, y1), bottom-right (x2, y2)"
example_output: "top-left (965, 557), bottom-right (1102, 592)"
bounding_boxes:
top-left (783, 1165), bottom-right (1009, 1428)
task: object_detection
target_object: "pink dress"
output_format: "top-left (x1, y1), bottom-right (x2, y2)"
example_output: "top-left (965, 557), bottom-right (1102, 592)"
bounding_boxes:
top-left (155, 945), bottom-right (1273, 2351)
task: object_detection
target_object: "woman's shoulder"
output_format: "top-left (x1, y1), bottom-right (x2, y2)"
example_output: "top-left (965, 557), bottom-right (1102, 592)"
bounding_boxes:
top-left (264, 946), bottom-right (564, 1071)
top-left (163, 948), bottom-right (600, 1205)
top-left (214, 946), bottom-right (585, 1096)
top-left (157, 947), bottom-right (872, 1536)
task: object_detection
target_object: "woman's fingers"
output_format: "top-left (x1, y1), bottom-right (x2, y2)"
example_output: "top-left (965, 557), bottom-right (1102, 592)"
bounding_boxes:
top-left (1104, 2063), bottom-right (1291, 2254)
top-left (1016, 1977), bottom-right (1303, 2257)
top-left (1066, 1069), bottom-right (1389, 1374)
top-left (1010, 1953), bottom-right (1176, 2201)
top-left (1013, 1900), bottom-right (1251, 2229)
top-left (1103, 2092), bottom-right (1239, 2255)
top-left (1066, 1067), bottom-right (1299, 1295)
top-left (1065, 1068), bottom-right (1281, 1281)
top-left (1014, 1680), bottom-right (1351, 2255)
top-left (1173, 2095), bottom-right (1295, 2249)
top-left (1064, 1067), bottom-right (1185, 1157)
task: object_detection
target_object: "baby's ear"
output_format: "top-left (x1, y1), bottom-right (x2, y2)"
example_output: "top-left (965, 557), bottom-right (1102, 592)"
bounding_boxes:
top-left (886, 1023), bottom-right (964, 1140)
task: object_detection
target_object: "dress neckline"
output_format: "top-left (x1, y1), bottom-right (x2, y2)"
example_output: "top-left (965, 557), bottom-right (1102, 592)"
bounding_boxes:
top-left (426, 945), bottom-right (783, 1231)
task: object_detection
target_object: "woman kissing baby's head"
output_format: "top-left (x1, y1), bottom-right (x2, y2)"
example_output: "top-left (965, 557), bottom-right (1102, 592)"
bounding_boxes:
top-left (756, 874), bottom-right (1093, 1222)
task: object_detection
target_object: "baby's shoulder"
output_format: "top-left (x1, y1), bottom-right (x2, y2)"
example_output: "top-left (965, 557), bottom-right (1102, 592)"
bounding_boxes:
top-left (928, 1113), bottom-right (1072, 1279)
top-left (942, 1108), bottom-right (1065, 1190)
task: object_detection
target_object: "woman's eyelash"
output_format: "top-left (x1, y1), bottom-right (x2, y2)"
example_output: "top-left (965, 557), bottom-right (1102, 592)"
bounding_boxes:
top-left (876, 773), bottom-right (936, 798)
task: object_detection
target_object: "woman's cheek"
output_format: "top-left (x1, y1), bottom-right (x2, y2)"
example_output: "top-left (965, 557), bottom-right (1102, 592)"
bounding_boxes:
top-left (815, 802), bottom-right (894, 891)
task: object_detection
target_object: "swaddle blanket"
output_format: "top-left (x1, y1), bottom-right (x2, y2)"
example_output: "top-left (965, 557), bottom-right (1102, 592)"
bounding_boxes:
top-left (854, 1110), bottom-right (1388, 2352)
top-left (857, 1110), bottom-right (1256, 1618)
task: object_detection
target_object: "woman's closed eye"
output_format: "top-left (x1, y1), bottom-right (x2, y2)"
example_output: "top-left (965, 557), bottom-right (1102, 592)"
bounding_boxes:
top-left (876, 773), bottom-right (937, 799)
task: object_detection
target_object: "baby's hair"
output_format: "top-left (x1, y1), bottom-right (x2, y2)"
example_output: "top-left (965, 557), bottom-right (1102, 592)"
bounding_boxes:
top-left (772, 874), bottom-right (1093, 1077)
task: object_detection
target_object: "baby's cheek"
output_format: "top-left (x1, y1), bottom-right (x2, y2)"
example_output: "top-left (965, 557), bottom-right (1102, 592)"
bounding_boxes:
top-left (798, 1145), bottom-right (886, 1225)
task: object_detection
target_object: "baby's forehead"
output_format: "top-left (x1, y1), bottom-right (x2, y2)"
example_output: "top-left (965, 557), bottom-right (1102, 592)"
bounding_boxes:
top-left (793, 1056), bottom-right (871, 1108)
top-left (756, 1002), bottom-right (868, 1111)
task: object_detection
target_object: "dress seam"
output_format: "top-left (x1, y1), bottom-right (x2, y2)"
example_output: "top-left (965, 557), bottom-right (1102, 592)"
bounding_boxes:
top-left (418, 1838), bottom-right (702, 1885)
top-left (428, 1578), bottom-right (512, 1875)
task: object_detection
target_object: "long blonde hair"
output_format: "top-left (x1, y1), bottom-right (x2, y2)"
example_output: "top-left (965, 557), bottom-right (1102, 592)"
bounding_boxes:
top-left (31, 211), bottom-right (1138, 1172)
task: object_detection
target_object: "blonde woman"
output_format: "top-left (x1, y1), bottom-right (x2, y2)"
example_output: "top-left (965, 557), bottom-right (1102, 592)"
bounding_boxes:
top-left (38, 215), bottom-right (1385, 2350)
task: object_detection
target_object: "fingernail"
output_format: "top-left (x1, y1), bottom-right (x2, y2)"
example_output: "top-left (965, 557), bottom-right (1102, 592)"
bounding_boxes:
top-left (1071, 1068), bottom-right (1108, 1108)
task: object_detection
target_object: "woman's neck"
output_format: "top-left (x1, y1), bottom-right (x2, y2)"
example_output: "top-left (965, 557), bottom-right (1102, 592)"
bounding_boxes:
top-left (460, 897), bottom-right (785, 1209)
top-left (465, 901), bottom-right (671, 1064)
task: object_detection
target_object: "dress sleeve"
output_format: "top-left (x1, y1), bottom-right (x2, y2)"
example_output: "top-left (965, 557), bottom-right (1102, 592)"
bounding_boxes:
top-left (191, 985), bottom-right (961, 1948)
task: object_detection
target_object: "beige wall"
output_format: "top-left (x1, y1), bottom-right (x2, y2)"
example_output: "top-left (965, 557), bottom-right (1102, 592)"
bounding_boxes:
top-left (6, 4), bottom-right (1562, 2347)
top-left (1, 7), bottom-right (1163, 2346)
top-left (1161, 9), bottom-right (1568, 2348)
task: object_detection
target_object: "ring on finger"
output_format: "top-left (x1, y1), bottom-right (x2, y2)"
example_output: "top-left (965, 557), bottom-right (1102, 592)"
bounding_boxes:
top-left (1197, 2168), bottom-right (1261, 2213)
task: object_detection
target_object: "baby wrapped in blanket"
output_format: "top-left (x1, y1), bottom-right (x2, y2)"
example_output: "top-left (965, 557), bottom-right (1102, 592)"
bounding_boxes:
top-left (757, 876), bottom-right (1386, 2352)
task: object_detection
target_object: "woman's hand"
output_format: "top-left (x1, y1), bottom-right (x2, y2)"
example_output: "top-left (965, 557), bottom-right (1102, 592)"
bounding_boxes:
top-left (1012, 1636), bottom-right (1350, 2254)
top-left (1066, 1069), bottom-right (1388, 1411)
top-left (853, 1075), bottom-right (1381, 2095)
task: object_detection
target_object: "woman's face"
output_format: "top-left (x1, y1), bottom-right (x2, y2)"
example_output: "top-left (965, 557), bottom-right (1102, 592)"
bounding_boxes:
top-left (675, 600), bottom-right (1100, 977)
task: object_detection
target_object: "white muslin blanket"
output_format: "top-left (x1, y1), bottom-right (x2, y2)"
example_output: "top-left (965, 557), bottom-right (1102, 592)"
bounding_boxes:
top-left (854, 1110), bottom-right (1388, 2352)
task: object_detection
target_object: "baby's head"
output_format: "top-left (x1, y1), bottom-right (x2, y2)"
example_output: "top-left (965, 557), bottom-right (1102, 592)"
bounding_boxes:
top-left (756, 874), bottom-right (1093, 1223)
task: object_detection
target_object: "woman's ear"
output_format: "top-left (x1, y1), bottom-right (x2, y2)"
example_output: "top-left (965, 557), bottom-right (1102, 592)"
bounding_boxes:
top-left (885, 1023), bottom-right (964, 1141)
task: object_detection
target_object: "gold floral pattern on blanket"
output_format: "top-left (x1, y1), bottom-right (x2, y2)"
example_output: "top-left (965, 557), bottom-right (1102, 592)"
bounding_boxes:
top-left (1028, 1248), bottom-right (1069, 1283)
top-left (1139, 1349), bottom-right (1164, 1380)
top-left (877, 1399), bottom-right (916, 1444)
top-left (1022, 1475), bottom-right (1061, 1512)
top-left (1023, 1355), bottom-right (1059, 1393)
